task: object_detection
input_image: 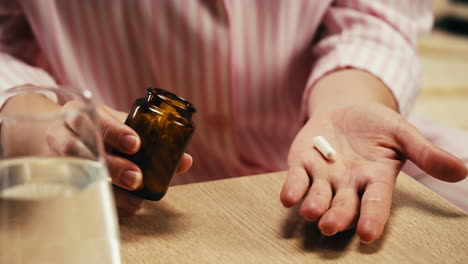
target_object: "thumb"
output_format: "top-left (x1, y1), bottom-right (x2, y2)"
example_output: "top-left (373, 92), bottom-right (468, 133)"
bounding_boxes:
top-left (397, 118), bottom-right (467, 182)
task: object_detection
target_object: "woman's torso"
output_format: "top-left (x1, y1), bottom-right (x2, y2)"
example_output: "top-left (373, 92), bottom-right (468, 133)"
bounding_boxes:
top-left (12, 0), bottom-right (331, 183)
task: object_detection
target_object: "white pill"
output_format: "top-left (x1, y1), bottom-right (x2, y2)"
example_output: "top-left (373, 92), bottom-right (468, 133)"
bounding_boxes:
top-left (313, 136), bottom-right (336, 161)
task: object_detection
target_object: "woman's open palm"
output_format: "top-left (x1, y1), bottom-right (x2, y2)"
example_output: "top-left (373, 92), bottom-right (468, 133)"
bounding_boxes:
top-left (281, 104), bottom-right (467, 243)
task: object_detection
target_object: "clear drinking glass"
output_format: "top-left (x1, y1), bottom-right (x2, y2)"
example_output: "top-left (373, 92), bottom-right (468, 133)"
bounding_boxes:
top-left (0, 86), bottom-right (121, 263)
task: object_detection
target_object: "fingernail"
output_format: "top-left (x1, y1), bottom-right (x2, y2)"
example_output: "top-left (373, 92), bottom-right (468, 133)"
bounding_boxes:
top-left (121, 135), bottom-right (139, 152)
top-left (121, 170), bottom-right (141, 189)
top-left (321, 230), bottom-right (337, 236)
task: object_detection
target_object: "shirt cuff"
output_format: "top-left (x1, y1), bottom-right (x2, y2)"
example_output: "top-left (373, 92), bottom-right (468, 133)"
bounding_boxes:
top-left (301, 42), bottom-right (421, 118)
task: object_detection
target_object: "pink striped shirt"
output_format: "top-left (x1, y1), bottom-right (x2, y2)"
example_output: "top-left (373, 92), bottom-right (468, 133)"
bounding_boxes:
top-left (0, 0), bottom-right (433, 185)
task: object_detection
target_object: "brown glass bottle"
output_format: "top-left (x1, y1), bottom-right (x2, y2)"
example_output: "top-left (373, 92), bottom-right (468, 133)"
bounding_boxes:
top-left (122, 88), bottom-right (196, 201)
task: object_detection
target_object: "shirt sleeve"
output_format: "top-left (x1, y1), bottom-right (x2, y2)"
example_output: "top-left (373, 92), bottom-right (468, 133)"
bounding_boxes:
top-left (0, 2), bottom-right (57, 104)
top-left (0, 52), bottom-right (57, 90)
top-left (302, 0), bottom-right (433, 117)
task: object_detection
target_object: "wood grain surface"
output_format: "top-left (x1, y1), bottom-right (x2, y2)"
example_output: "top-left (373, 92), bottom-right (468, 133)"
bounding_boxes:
top-left (120, 172), bottom-right (468, 264)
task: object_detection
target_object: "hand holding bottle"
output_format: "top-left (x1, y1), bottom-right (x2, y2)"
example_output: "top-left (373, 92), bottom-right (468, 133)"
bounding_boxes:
top-left (1, 85), bottom-right (193, 217)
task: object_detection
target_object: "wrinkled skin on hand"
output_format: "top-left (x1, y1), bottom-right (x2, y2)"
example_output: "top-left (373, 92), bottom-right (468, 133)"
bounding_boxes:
top-left (281, 104), bottom-right (467, 243)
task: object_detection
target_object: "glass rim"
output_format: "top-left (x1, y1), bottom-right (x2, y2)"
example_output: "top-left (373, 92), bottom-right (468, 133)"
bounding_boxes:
top-left (0, 86), bottom-right (95, 121)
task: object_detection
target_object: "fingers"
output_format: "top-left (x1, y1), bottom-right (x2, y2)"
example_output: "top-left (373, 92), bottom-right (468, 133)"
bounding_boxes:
top-left (61, 100), bottom-right (140, 155)
top-left (176, 153), bottom-right (193, 174)
top-left (97, 105), bottom-right (141, 154)
top-left (318, 187), bottom-right (359, 236)
top-left (113, 186), bottom-right (145, 217)
top-left (46, 122), bottom-right (96, 159)
top-left (299, 178), bottom-right (332, 221)
top-left (60, 101), bottom-right (143, 190)
top-left (284, 165), bottom-right (392, 242)
top-left (108, 152), bottom-right (191, 190)
top-left (280, 166), bottom-right (310, 207)
top-left (106, 154), bottom-right (143, 190)
top-left (397, 118), bottom-right (467, 182)
top-left (356, 181), bottom-right (394, 243)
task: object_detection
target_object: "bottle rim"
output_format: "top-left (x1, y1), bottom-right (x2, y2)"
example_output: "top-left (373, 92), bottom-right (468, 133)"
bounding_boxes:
top-left (147, 87), bottom-right (197, 113)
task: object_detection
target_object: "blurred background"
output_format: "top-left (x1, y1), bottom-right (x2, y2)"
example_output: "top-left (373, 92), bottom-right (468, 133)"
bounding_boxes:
top-left (415, 0), bottom-right (468, 130)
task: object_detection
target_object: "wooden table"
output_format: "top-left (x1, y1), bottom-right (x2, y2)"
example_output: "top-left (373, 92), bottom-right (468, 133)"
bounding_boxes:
top-left (119, 172), bottom-right (468, 263)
